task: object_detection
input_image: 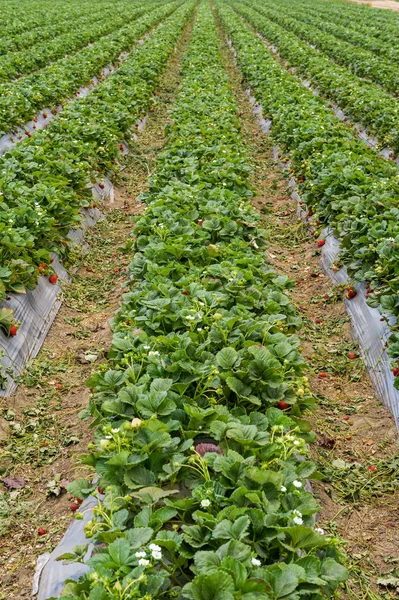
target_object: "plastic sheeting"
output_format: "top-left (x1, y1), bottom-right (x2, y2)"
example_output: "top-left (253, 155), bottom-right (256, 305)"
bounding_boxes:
top-left (242, 73), bottom-right (399, 429)
top-left (0, 181), bottom-right (111, 397)
top-left (255, 32), bottom-right (399, 167)
top-left (34, 495), bottom-right (97, 600)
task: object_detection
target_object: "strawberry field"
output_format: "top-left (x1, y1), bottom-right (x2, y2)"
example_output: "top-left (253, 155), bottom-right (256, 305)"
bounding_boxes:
top-left (1, 0), bottom-right (399, 599)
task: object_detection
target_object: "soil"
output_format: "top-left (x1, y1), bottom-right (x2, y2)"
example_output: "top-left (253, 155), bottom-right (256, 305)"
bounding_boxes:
top-left (217, 16), bottom-right (399, 600)
top-left (350, 0), bottom-right (399, 13)
top-left (1, 6), bottom-right (399, 600)
top-left (0, 15), bottom-right (194, 600)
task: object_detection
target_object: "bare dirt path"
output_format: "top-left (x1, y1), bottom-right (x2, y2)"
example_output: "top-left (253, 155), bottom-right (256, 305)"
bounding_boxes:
top-left (217, 13), bottom-right (399, 600)
top-left (350, 0), bottom-right (399, 13)
top-left (0, 16), bottom-right (194, 599)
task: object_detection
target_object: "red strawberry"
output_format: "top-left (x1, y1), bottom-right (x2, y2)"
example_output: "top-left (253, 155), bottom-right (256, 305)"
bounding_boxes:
top-left (57, 383), bottom-right (63, 390)
top-left (25, 131), bottom-right (31, 137)
top-left (318, 372), bottom-right (327, 378)
top-left (92, 204), bottom-right (97, 208)
top-left (393, 367), bottom-right (399, 377)
top-left (10, 325), bottom-right (18, 337)
top-left (315, 318), bottom-right (323, 324)
top-left (346, 286), bottom-right (357, 299)
top-left (97, 487), bottom-right (104, 495)
top-left (343, 415), bottom-right (350, 420)
top-left (198, 219), bottom-right (204, 226)
top-left (99, 183), bottom-right (104, 189)
top-left (182, 291), bottom-right (189, 296)
top-left (277, 401), bottom-right (289, 410)
top-left (75, 497), bottom-right (83, 505)
top-left (119, 144), bottom-right (124, 151)
top-left (49, 273), bottom-right (58, 284)
top-left (43, 112), bottom-right (48, 118)
top-left (317, 240), bottom-right (325, 247)
top-left (347, 352), bottom-right (356, 359)
top-left (50, 258), bottom-right (54, 263)
top-left (70, 502), bottom-right (79, 512)
top-left (38, 527), bottom-right (47, 536)
top-left (368, 465), bottom-right (376, 472)
top-left (38, 262), bottom-right (47, 273)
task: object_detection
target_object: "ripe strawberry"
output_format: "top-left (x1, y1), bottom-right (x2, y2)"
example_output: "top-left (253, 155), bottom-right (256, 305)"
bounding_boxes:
top-left (346, 286), bottom-right (357, 299)
top-left (75, 497), bottom-right (83, 505)
top-left (277, 401), bottom-right (289, 410)
top-left (10, 325), bottom-right (18, 337)
top-left (57, 383), bottom-right (63, 390)
top-left (70, 502), bottom-right (79, 512)
top-left (50, 257), bottom-right (54, 263)
top-left (318, 372), bottom-right (327, 378)
top-left (347, 352), bottom-right (357, 359)
top-left (99, 183), bottom-right (104, 189)
top-left (97, 487), bottom-right (104, 495)
top-left (119, 143), bottom-right (124, 151)
top-left (38, 262), bottom-right (47, 273)
top-left (317, 240), bottom-right (325, 247)
top-left (315, 318), bottom-right (323, 324)
top-left (393, 367), bottom-right (399, 377)
top-left (49, 273), bottom-right (58, 284)
top-left (368, 465), bottom-right (376, 472)
top-left (343, 415), bottom-right (350, 420)
top-left (290, 251), bottom-right (295, 255)
top-left (38, 527), bottom-right (47, 536)
top-left (92, 204), bottom-right (97, 208)
top-left (182, 291), bottom-right (189, 296)
top-left (25, 131), bottom-right (31, 137)
top-left (307, 211), bottom-right (313, 217)
top-left (198, 219), bottom-right (204, 226)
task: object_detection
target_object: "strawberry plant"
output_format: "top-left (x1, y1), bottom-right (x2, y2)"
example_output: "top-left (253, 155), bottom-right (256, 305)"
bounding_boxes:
top-left (0, 1), bottom-right (193, 304)
top-left (217, 0), bottom-right (399, 388)
top-left (55, 4), bottom-right (347, 599)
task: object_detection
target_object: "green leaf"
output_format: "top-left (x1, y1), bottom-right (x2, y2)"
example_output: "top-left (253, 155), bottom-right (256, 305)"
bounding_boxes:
top-left (194, 550), bottom-right (221, 574)
top-left (189, 570), bottom-right (235, 600)
top-left (216, 347), bottom-right (238, 369)
top-left (107, 538), bottom-right (131, 566)
top-left (126, 526), bottom-right (153, 549)
top-left (65, 479), bottom-right (93, 499)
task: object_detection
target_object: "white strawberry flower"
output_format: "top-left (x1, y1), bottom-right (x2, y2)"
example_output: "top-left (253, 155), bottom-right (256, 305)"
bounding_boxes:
top-left (293, 480), bottom-right (302, 488)
top-left (251, 557), bottom-right (261, 566)
top-left (135, 551), bottom-right (146, 558)
top-left (149, 543), bottom-right (161, 552)
top-left (315, 527), bottom-right (325, 535)
top-left (293, 516), bottom-right (303, 525)
top-left (138, 558), bottom-right (149, 567)
top-left (280, 485), bottom-right (287, 492)
top-left (152, 550), bottom-right (162, 560)
top-left (201, 499), bottom-right (211, 508)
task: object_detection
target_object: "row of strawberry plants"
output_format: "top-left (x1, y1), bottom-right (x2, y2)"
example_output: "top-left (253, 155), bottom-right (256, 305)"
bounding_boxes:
top-left (0, 0), bottom-right (94, 38)
top-left (290, 0), bottom-right (399, 38)
top-left (0, 1), bottom-right (117, 55)
top-left (253, 0), bottom-right (399, 62)
top-left (216, 1), bottom-right (399, 382)
top-left (239, 0), bottom-right (399, 96)
top-left (0, 1), bottom-right (151, 83)
top-left (58, 3), bottom-right (348, 599)
top-left (0, 1), bottom-right (192, 309)
top-left (0, 1), bottom-right (179, 136)
top-left (229, 0), bottom-right (399, 154)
